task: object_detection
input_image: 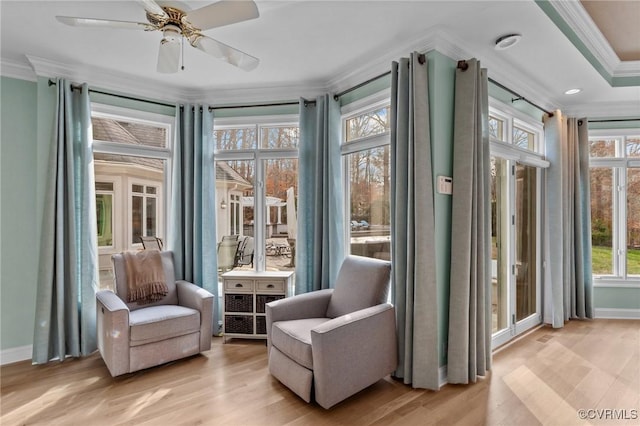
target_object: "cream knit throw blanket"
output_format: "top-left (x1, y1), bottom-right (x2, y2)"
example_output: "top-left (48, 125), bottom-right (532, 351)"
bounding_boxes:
top-left (123, 251), bottom-right (168, 305)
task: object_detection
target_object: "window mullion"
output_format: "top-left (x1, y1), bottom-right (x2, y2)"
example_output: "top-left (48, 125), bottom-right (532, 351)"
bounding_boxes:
top-left (617, 167), bottom-right (627, 278)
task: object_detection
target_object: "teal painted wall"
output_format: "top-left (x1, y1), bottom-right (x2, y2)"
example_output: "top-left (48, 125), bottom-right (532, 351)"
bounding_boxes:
top-left (427, 51), bottom-right (456, 366)
top-left (89, 90), bottom-right (175, 117)
top-left (594, 287), bottom-right (640, 310)
top-left (488, 82), bottom-right (545, 122)
top-left (1, 76), bottom-right (39, 350)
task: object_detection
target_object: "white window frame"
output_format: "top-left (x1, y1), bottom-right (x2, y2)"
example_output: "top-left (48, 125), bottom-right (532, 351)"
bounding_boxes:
top-left (489, 100), bottom-right (545, 349)
top-left (214, 114), bottom-right (299, 272)
top-left (129, 179), bottom-right (163, 248)
top-left (91, 103), bottom-right (173, 252)
top-left (589, 128), bottom-right (640, 288)
top-left (340, 91), bottom-right (391, 254)
top-left (95, 181), bottom-right (116, 249)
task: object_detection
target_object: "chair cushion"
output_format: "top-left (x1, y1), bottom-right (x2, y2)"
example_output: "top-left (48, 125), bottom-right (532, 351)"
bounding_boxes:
top-left (326, 255), bottom-right (391, 318)
top-left (271, 318), bottom-right (330, 369)
top-left (129, 305), bottom-right (200, 346)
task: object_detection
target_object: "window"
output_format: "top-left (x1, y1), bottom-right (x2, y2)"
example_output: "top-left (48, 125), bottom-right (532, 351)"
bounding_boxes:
top-left (91, 104), bottom-right (173, 289)
top-left (213, 116), bottom-right (299, 276)
top-left (488, 101), bottom-right (545, 348)
top-left (341, 95), bottom-right (391, 261)
top-left (96, 182), bottom-right (114, 248)
top-left (131, 183), bottom-right (159, 245)
top-left (589, 129), bottom-right (640, 283)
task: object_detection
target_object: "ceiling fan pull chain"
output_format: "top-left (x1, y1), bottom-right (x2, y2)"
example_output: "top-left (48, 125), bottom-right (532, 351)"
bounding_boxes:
top-left (181, 35), bottom-right (185, 71)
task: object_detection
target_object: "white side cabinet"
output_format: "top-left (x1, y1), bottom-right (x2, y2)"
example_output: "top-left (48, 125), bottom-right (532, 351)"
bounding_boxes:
top-left (221, 270), bottom-right (294, 341)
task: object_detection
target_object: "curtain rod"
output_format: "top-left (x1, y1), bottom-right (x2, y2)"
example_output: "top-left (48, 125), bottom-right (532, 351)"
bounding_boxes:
top-left (209, 100), bottom-right (315, 111)
top-left (48, 79), bottom-right (175, 108)
top-left (456, 61), bottom-right (555, 118)
top-left (333, 53), bottom-right (426, 101)
top-left (333, 70), bottom-right (392, 101)
top-left (588, 118), bottom-right (640, 123)
top-left (49, 79), bottom-right (314, 111)
top-left (488, 77), bottom-right (554, 118)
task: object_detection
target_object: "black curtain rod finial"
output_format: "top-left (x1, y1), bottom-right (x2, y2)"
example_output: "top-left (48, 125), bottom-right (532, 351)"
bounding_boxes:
top-left (457, 60), bottom-right (468, 71)
top-left (418, 53), bottom-right (426, 65)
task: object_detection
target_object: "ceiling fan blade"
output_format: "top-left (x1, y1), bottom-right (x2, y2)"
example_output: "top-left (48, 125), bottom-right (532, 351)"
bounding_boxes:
top-left (190, 34), bottom-right (259, 71)
top-left (56, 16), bottom-right (155, 30)
top-left (157, 38), bottom-right (181, 73)
top-left (136, 0), bottom-right (168, 19)
top-left (185, 0), bottom-right (259, 31)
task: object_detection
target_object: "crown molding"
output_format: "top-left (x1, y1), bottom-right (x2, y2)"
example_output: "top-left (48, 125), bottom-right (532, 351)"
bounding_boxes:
top-left (26, 55), bottom-right (187, 104)
top-left (561, 100), bottom-right (640, 118)
top-left (0, 58), bottom-right (37, 82)
top-left (546, 1), bottom-right (640, 79)
top-left (184, 79), bottom-right (329, 106)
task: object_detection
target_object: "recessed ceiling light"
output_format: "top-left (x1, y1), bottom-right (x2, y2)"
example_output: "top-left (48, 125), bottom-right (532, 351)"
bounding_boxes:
top-left (494, 34), bottom-right (522, 50)
top-left (564, 88), bottom-right (582, 95)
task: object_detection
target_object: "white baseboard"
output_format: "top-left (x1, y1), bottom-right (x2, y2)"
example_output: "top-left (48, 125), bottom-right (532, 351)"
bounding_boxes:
top-left (1, 345), bottom-right (32, 366)
top-left (594, 308), bottom-right (640, 320)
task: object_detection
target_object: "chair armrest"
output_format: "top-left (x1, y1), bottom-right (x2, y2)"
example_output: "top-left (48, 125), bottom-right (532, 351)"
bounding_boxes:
top-left (176, 281), bottom-right (214, 351)
top-left (266, 289), bottom-right (333, 352)
top-left (310, 303), bottom-right (398, 409)
top-left (96, 290), bottom-right (130, 377)
top-left (266, 288), bottom-right (333, 323)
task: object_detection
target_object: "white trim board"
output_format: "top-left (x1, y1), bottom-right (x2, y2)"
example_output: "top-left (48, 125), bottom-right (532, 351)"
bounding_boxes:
top-left (1, 345), bottom-right (32, 366)
top-left (594, 308), bottom-right (640, 320)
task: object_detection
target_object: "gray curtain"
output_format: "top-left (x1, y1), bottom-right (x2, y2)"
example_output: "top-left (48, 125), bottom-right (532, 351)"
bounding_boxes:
top-left (295, 95), bottom-right (345, 294)
top-left (33, 79), bottom-right (98, 363)
top-left (447, 59), bottom-right (492, 384)
top-left (390, 52), bottom-right (440, 390)
top-left (168, 104), bottom-right (218, 330)
top-left (543, 113), bottom-right (593, 328)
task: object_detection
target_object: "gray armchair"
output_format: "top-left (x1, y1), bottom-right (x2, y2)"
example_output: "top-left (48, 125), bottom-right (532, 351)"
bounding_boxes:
top-left (96, 251), bottom-right (214, 377)
top-left (266, 255), bottom-right (397, 409)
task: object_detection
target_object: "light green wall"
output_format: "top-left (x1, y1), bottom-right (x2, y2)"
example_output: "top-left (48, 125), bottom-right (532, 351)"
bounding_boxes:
top-left (588, 119), bottom-right (640, 130)
top-left (426, 51), bottom-right (456, 366)
top-left (1, 76), bottom-right (39, 350)
top-left (214, 103), bottom-right (299, 118)
top-left (488, 82), bottom-right (545, 121)
top-left (594, 287), bottom-right (640, 310)
top-left (89, 90), bottom-right (175, 116)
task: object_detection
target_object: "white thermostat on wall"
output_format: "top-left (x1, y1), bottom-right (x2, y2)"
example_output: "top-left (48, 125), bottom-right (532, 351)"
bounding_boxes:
top-left (437, 176), bottom-right (453, 195)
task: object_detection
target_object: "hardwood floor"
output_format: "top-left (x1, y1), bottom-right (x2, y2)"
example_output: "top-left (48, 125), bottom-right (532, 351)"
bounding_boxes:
top-left (1, 319), bottom-right (638, 425)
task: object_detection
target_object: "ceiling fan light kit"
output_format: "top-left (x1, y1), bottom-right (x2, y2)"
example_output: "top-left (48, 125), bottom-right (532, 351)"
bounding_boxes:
top-left (56, 0), bottom-right (260, 73)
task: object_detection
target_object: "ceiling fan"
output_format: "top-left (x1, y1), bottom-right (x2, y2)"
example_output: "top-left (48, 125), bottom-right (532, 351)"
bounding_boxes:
top-left (56, 0), bottom-right (260, 73)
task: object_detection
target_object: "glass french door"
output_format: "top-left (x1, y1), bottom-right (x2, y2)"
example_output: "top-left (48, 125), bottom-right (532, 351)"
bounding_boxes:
top-left (491, 157), bottom-right (542, 348)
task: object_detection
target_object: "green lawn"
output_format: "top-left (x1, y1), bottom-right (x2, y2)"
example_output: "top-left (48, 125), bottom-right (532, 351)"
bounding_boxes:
top-left (592, 245), bottom-right (640, 275)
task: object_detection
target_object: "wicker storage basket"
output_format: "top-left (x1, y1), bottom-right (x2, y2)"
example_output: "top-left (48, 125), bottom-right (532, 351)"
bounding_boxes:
top-left (225, 294), bottom-right (253, 312)
top-left (256, 294), bottom-right (284, 313)
top-left (225, 315), bottom-right (253, 334)
top-left (256, 316), bottom-right (267, 335)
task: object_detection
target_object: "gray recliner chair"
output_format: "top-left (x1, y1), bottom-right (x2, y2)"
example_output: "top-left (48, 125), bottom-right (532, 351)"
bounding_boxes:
top-left (96, 251), bottom-right (214, 377)
top-left (266, 255), bottom-right (397, 409)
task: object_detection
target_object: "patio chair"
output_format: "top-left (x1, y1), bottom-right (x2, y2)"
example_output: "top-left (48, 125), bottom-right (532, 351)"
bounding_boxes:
top-left (217, 236), bottom-right (239, 272)
top-left (235, 236), bottom-right (255, 267)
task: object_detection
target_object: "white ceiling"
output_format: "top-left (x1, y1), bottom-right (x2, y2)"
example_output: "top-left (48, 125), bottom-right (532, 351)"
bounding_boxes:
top-left (1, 0), bottom-right (639, 117)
